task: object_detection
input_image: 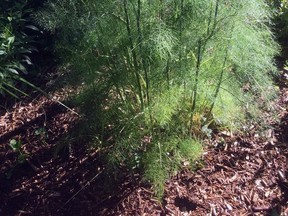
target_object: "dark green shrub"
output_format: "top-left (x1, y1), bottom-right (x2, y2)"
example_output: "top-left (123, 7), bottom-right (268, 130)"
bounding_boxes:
top-left (267, 0), bottom-right (288, 41)
top-left (0, 0), bottom-right (44, 98)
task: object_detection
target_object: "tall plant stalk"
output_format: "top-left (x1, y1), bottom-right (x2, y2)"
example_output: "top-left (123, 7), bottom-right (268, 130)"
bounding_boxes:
top-left (191, 39), bottom-right (203, 114)
top-left (136, 0), bottom-right (150, 106)
top-left (189, 0), bottom-right (220, 134)
top-left (190, 0), bottom-right (220, 115)
top-left (179, 0), bottom-right (185, 91)
top-left (207, 48), bottom-right (229, 120)
top-left (206, 0), bottom-right (219, 41)
top-left (207, 25), bottom-right (235, 120)
top-left (164, 58), bottom-right (170, 89)
top-left (123, 0), bottom-right (144, 109)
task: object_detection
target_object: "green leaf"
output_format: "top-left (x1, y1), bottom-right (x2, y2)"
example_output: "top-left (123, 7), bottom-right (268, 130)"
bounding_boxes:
top-left (22, 55), bottom-right (32, 65)
top-left (9, 139), bottom-right (21, 151)
top-left (22, 59), bottom-right (32, 65)
top-left (18, 49), bottom-right (31, 54)
top-left (35, 128), bottom-right (45, 135)
top-left (15, 63), bottom-right (27, 74)
top-left (0, 50), bottom-right (6, 55)
top-left (8, 68), bottom-right (19, 74)
top-left (7, 36), bottom-right (15, 45)
top-left (1, 86), bottom-right (20, 99)
top-left (3, 82), bottom-right (29, 97)
top-left (25, 25), bottom-right (40, 31)
top-left (18, 77), bottom-right (43, 93)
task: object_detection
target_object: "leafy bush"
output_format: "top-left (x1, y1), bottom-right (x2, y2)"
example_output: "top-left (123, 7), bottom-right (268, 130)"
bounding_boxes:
top-left (267, 0), bottom-right (288, 41)
top-left (0, 1), bottom-right (42, 98)
top-left (36, 0), bottom-right (279, 196)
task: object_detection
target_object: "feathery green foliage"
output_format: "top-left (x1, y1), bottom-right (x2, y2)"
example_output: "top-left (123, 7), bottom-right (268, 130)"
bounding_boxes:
top-left (36, 0), bottom-right (279, 196)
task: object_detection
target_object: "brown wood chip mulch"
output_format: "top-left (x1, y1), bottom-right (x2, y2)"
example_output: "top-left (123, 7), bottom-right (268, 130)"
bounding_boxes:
top-left (0, 85), bottom-right (288, 216)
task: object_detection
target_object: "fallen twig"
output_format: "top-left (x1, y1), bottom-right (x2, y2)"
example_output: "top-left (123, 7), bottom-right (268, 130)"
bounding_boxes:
top-left (58, 169), bottom-right (104, 211)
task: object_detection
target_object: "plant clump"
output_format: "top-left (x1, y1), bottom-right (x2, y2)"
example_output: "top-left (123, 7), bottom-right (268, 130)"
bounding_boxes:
top-left (35, 0), bottom-right (279, 197)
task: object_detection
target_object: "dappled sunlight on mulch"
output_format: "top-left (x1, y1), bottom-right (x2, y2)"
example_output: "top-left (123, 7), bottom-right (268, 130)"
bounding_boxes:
top-left (0, 84), bottom-right (288, 215)
top-left (107, 86), bottom-right (288, 215)
top-left (110, 136), bottom-right (288, 215)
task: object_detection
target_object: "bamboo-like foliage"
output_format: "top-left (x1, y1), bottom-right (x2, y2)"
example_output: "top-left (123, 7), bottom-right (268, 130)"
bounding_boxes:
top-left (36, 0), bottom-right (279, 196)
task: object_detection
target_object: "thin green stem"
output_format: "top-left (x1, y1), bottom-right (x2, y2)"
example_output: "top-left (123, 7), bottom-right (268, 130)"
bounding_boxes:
top-left (204, 0), bottom-right (219, 43)
top-left (164, 58), bottom-right (170, 89)
top-left (207, 49), bottom-right (229, 120)
top-left (189, 39), bottom-right (202, 134)
top-left (191, 39), bottom-right (202, 114)
top-left (123, 0), bottom-right (143, 109)
top-left (207, 23), bottom-right (235, 121)
top-left (136, 0), bottom-right (150, 106)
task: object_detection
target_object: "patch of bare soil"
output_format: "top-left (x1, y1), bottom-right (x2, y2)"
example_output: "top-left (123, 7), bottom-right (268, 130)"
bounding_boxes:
top-left (1, 80), bottom-right (288, 215)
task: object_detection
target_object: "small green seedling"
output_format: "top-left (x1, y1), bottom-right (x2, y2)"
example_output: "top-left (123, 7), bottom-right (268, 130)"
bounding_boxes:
top-left (9, 139), bottom-right (27, 163)
top-left (35, 127), bottom-right (49, 146)
top-left (35, 127), bottom-right (45, 136)
top-left (9, 139), bottom-right (22, 151)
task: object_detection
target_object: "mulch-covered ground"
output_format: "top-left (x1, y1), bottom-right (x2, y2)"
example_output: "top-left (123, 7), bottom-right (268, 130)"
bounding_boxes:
top-left (108, 89), bottom-right (288, 215)
top-left (0, 73), bottom-right (288, 215)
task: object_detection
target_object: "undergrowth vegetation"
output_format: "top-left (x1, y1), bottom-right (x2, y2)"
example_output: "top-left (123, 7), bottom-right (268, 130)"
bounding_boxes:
top-left (36, 0), bottom-right (279, 197)
top-left (268, 0), bottom-right (288, 41)
top-left (0, 0), bottom-right (42, 98)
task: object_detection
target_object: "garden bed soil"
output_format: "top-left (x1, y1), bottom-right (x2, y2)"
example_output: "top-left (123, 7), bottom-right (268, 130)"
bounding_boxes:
top-left (0, 75), bottom-right (288, 215)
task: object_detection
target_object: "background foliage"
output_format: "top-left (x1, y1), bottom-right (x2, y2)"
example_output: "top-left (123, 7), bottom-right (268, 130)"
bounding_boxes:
top-left (0, 0), bottom-right (50, 99)
top-left (35, 0), bottom-right (279, 196)
top-left (267, 0), bottom-right (288, 41)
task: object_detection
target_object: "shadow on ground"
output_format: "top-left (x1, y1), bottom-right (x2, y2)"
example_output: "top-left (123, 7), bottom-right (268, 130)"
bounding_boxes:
top-left (0, 95), bottom-right (141, 216)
